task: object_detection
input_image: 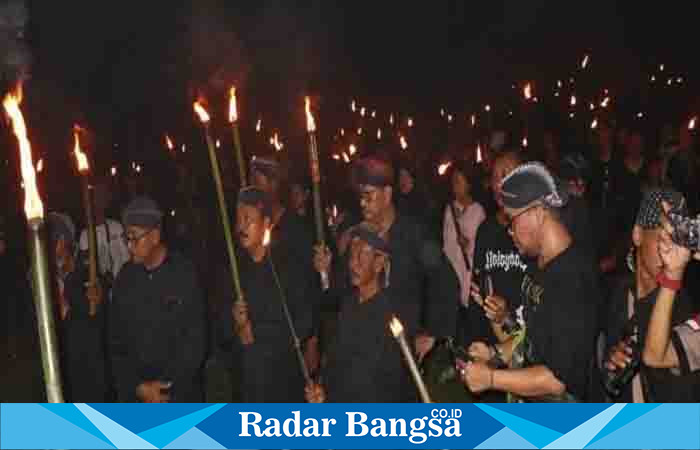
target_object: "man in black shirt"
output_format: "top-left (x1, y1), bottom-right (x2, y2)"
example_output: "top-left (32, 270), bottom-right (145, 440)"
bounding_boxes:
top-left (306, 225), bottom-right (413, 403)
top-left (110, 197), bottom-right (207, 402)
top-left (463, 162), bottom-right (601, 402)
top-left (605, 190), bottom-right (700, 402)
top-left (470, 150), bottom-right (529, 347)
top-left (315, 156), bottom-right (459, 359)
top-left (218, 187), bottom-right (318, 402)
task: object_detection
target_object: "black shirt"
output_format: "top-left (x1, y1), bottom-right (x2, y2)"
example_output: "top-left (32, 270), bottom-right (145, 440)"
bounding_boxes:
top-left (606, 277), bottom-right (700, 402)
top-left (519, 244), bottom-right (601, 401)
top-left (217, 248), bottom-right (319, 403)
top-left (110, 251), bottom-right (207, 402)
top-left (325, 290), bottom-right (415, 403)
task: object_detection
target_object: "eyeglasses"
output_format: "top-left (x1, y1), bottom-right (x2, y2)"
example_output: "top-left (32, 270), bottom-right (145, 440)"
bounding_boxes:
top-left (507, 205), bottom-right (540, 234)
top-left (122, 228), bottom-right (155, 246)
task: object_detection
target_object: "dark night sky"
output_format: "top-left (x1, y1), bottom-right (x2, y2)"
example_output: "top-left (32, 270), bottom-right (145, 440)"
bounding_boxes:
top-left (9, 1), bottom-right (700, 173)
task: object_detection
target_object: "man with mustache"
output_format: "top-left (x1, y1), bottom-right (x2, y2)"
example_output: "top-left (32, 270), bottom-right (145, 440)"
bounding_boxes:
top-left (215, 187), bottom-right (319, 402)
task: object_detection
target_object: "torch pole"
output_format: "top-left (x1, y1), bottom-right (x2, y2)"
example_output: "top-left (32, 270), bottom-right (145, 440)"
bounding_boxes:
top-left (80, 175), bottom-right (101, 317)
top-left (308, 131), bottom-right (329, 290)
top-left (394, 328), bottom-right (432, 403)
top-left (231, 124), bottom-right (248, 187)
top-left (28, 218), bottom-right (65, 403)
top-left (201, 124), bottom-right (246, 311)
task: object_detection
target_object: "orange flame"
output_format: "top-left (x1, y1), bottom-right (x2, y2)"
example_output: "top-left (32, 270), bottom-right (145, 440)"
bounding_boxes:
top-left (660, 64), bottom-right (665, 72)
top-left (357, 128), bottom-right (362, 135)
top-left (305, 96), bottom-right (316, 133)
top-left (73, 127), bottom-right (90, 173)
top-left (351, 100), bottom-right (356, 112)
top-left (570, 95), bottom-right (577, 107)
top-left (36, 158), bottom-right (43, 173)
top-left (228, 87), bottom-right (238, 123)
top-left (581, 54), bottom-right (589, 69)
top-left (689, 117), bottom-right (697, 130)
top-left (371, 110), bottom-right (376, 118)
top-left (256, 118), bottom-right (261, 132)
top-left (389, 114), bottom-right (394, 125)
top-left (600, 97), bottom-right (610, 108)
top-left (591, 118), bottom-right (598, 129)
top-left (476, 144), bottom-right (483, 163)
top-left (3, 86), bottom-right (44, 220)
top-left (471, 114), bottom-right (476, 126)
top-left (360, 106), bottom-right (366, 117)
top-left (342, 152), bottom-right (350, 164)
top-left (522, 136), bottom-right (529, 147)
top-left (389, 316), bottom-right (404, 337)
top-left (377, 128), bottom-right (382, 140)
top-left (216, 139), bottom-right (221, 149)
top-left (523, 82), bottom-right (532, 100)
top-left (438, 161), bottom-right (452, 176)
top-left (332, 154), bottom-right (341, 161)
top-left (165, 134), bottom-right (174, 150)
top-left (400, 135), bottom-right (408, 150)
top-left (193, 101), bottom-right (210, 123)
top-left (340, 128), bottom-right (345, 136)
top-left (262, 227), bottom-right (271, 247)
top-left (407, 118), bottom-right (413, 127)
top-left (349, 144), bottom-right (357, 156)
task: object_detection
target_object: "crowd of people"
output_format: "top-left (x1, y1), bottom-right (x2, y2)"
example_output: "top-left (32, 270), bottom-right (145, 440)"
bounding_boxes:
top-left (2, 118), bottom-right (700, 404)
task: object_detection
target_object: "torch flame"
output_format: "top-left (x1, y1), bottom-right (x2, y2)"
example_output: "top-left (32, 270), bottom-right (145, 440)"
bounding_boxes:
top-left (351, 100), bottom-right (356, 112)
top-left (349, 144), bottom-right (357, 156)
top-left (263, 227), bottom-right (271, 247)
top-left (357, 128), bottom-right (362, 135)
top-left (216, 139), bottom-right (221, 149)
top-left (523, 82), bottom-right (532, 100)
top-left (438, 161), bottom-right (452, 176)
top-left (228, 87), bottom-right (238, 123)
top-left (407, 118), bottom-right (413, 127)
top-left (389, 316), bottom-right (404, 337)
top-left (591, 118), bottom-right (599, 129)
top-left (377, 128), bottom-right (382, 140)
top-left (400, 135), bottom-right (408, 150)
top-left (332, 154), bottom-right (341, 161)
top-left (305, 96), bottom-right (316, 133)
top-left (371, 110), bottom-right (376, 118)
top-left (36, 158), bottom-right (43, 173)
top-left (111, 166), bottom-right (117, 176)
top-left (342, 152), bottom-right (350, 164)
top-left (360, 106), bottom-right (366, 117)
top-left (570, 95), bottom-right (577, 107)
top-left (3, 86), bottom-right (44, 220)
top-left (689, 117), bottom-right (697, 130)
top-left (389, 114), bottom-right (394, 125)
top-left (471, 114), bottom-right (476, 126)
top-left (581, 54), bottom-right (589, 69)
top-left (73, 128), bottom-right (90, 173)
top-left (601, 97), bottom-right (610, 108)
top-left (522, 137), bottom-right (529, 147)
top-left (256, 118), bottom-right (261, 132)
top-left (165, 134), bottom-right (174, 150)
top-left (193, 101), bottom-right (210, 123)
top-left (476, 144), bottom-right (483, 163)
top-left (448, 114), bottom-right (453, 123)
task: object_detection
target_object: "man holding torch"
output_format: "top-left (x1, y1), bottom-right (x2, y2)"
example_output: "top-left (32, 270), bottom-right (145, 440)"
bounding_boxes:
top-left (109, 196), bottom-right (207, 402)
top-left (306, 225), bottom-right (415, 403)
top-left (214, 187), bottom-right (318, 402)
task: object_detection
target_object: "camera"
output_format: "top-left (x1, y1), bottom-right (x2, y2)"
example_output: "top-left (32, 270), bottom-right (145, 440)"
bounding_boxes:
top-left (668, 208), bottom-right (700, 252)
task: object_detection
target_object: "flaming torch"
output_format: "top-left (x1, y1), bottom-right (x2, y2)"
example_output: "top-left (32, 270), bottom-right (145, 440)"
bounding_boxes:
top-left (194, 100), bottom-right (249, 344)
top-left (389, 316), bottom-right (432, 403)
top-left (74, 127), bottom-right (103, 317)
top-left (523, 82), bottom-right (532, 101)
top-left (165, 134), bottom-right (174, 152)
top-left (3, 86), bottom-right (64, 402)
top-left (228, 86), bottom-right (248, 187)
top-left (689, 117), bottom-right (697, 131)
top-left (305, 97), bottom-right (329, 290)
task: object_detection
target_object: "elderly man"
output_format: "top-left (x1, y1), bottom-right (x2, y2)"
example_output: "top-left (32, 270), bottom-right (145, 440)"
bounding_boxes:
top-left (110, 197), bottom-right (207, 402)
top-left (462, 162), bottom-right (601, 402)
top-left (306, 225), bottom-right (413, 403)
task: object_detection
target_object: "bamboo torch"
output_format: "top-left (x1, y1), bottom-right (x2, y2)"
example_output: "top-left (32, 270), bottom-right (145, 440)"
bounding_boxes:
top-left (194, 100), bottom-right (251, 344)
top-left (389, 316), bottom-right (432, 403)
top-left (228, 87), bottom-right (248, 187)
top-left (73, 128), bottom-right (102, 317)
top-left (305, 97), bottom-right (329, 291)
top-left (3, 86), bottom-right (64, 402)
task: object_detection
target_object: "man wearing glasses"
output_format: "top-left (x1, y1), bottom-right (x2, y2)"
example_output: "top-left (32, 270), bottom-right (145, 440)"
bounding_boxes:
top-left (109, 196), bottom-right (207, 402)
top-left (462, 162), bottom-right (601, 402)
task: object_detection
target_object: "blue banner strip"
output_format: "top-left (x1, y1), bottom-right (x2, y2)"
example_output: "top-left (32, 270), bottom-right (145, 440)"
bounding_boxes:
top-left (2, 403), bottom-right (699, 449)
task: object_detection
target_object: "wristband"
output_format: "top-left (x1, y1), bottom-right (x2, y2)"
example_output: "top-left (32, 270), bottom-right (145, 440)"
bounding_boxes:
top-left (657, 271), bottom-right (682, 291)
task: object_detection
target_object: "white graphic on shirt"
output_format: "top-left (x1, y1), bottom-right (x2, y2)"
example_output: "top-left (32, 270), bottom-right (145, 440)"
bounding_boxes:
top-left (484, 250), bottom-right (528, 273)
